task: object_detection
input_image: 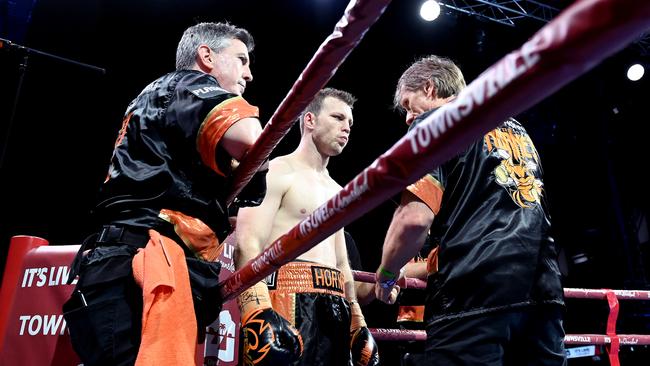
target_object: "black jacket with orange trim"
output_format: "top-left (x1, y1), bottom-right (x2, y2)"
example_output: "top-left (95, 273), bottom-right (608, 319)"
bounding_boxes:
top-left (94, 70), bottom-right (259, 242)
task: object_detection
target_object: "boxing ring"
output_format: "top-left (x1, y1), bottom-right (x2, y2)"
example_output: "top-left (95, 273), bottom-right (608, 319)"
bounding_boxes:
top-left (220, 0), bottom-right (650, 302)
top-left (1, 0), bottom-right (650, 364)
top-left (219, 0), bottom-right (650, 364)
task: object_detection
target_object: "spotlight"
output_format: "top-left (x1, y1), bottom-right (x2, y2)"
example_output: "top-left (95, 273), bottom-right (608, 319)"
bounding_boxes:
top-left (420, 0), bottom-right (441, 22)
top-left (627, 63), bottom-right (644, 81)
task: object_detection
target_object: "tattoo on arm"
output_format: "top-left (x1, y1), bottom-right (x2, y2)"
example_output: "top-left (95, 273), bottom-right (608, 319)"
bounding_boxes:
top-left (239, 289), bottom-right (260, 307)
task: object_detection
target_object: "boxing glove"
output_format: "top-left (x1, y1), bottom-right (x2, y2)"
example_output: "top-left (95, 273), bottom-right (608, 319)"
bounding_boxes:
top-left (238, 282), bottom-right (303, 365)
top-left (349, 301), bottom-right (379, 366)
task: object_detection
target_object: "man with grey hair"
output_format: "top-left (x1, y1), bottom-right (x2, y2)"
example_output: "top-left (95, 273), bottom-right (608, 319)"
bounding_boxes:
top-left (375, 55), bottom-right (566, 366)
top-left (63, 22), bottom-right (266, 365)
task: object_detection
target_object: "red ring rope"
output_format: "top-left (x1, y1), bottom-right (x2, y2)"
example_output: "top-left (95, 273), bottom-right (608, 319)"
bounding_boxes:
top-left (564, 288), bottom-right (650, 300)
top-left (219, 0), bottom-right (650, 304)
top-left (226, 0), bottom-right (392, 206)
top-left (352, 270), bottom-right (427, 289)
top-left (355, 271), bottom-right (650, 362)
top-left (353, 270), bottom-right (650, 299)
top-left (368, 329), bottom-right (650, 346)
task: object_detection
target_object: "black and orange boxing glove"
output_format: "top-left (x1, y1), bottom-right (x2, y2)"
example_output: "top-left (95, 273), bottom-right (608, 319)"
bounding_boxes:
top-left (349, 300), bottom-right (379, 366)
top-left (238, 282), bottom-right (303, 365)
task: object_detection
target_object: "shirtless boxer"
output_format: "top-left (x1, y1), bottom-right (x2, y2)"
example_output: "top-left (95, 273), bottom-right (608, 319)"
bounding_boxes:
top-left (235, 88), bottom-right (379, 366)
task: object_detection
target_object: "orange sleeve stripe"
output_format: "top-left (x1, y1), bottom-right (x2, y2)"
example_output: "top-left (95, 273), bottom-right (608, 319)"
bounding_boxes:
top-left (197, 96), bottom-right (259, 176)
top-left (426, 246), bottom-right (439, 274)
top-left (406, 175), bottom-right (444, 215)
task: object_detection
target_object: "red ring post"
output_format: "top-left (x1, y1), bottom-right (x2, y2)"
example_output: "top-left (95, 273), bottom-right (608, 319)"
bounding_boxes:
top-left (0, 236), bottom-right (49, 347)
top-left (605, 290), bottom-right (621, 366)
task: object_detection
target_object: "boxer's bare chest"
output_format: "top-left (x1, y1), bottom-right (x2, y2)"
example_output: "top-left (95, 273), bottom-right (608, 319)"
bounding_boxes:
top-left (282, 169), bottom-right (340, 220)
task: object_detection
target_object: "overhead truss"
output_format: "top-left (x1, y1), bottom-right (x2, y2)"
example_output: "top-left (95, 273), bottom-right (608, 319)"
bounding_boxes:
top-left (438, 0), bottom-right (561, 27)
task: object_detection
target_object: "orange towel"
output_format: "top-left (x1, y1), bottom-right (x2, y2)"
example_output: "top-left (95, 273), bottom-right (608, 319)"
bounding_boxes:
top-left (132, 229), bottom-right (197, 366)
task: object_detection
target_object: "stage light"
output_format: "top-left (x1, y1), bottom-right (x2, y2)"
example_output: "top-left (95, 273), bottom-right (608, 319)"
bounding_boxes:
top-left (420, 0), bottom-right (441, 21)
top-left (627, 63), bottom-right (644, 81)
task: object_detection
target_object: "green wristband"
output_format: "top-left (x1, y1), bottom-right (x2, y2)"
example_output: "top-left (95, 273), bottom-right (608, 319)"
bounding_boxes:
top-left (379, 266), bottom-right (398, 279)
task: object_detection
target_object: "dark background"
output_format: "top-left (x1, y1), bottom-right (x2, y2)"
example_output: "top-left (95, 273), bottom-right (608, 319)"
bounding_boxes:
top-left (1, 0), bottom-right (649, 364)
